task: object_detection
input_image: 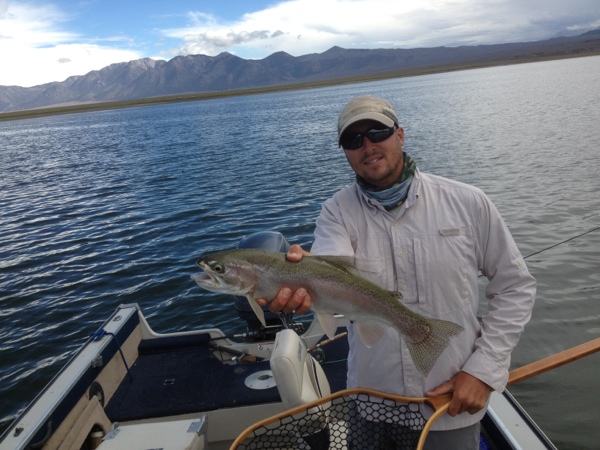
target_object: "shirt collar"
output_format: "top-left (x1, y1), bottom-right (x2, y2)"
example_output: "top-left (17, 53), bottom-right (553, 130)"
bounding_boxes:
top-left (355, 169), bottom-right (422, 216)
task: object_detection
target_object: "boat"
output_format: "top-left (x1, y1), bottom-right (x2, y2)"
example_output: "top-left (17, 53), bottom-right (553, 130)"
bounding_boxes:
top-left (0, 302), bottom-right (557, 450)
top-left (0, 233), bottom-right (557, 450)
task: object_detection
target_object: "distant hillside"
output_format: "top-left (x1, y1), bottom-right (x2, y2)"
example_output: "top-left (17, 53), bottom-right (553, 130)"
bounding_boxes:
top-left (1, 30), bottom-right (599, 114)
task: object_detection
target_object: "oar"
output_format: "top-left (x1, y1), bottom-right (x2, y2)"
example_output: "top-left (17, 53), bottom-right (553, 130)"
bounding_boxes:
top-left (418, 336), bottom-right (600, 449)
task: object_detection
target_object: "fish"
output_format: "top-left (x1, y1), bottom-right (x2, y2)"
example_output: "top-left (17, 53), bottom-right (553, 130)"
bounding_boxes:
top-left (191, 248), bottom-right (463, 376)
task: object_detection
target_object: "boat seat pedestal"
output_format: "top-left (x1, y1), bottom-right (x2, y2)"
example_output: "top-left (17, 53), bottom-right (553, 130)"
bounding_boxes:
top-left (270, 329), bottom-right (331, 408)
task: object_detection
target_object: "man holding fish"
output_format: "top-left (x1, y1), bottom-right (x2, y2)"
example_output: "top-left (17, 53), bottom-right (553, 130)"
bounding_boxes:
top-left (259, 96), bottom-right (536, 449)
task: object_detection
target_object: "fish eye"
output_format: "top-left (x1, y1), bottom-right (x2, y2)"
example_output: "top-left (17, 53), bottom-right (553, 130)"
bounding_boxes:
top-left (210, 262), bottom-right (225, 273)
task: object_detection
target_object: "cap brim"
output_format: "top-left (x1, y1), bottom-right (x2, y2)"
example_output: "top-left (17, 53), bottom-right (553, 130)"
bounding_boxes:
top-left (338, 112), bottom-right (396, 144)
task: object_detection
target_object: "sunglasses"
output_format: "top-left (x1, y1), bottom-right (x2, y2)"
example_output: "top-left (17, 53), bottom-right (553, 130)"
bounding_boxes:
top-left (339, 126), bottom-right (397, 150)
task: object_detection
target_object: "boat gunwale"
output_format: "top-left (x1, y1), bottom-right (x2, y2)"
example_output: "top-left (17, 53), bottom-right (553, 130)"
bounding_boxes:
top-left (0, 304), bottom-right (141, 450)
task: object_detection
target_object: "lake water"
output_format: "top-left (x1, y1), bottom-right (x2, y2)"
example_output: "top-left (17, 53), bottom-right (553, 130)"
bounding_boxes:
top-left (1, 55), bottom-right (599, 448)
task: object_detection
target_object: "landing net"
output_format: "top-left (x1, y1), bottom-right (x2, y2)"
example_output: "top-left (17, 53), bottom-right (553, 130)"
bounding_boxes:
top-left (230, 388), bottom-right (449, 450)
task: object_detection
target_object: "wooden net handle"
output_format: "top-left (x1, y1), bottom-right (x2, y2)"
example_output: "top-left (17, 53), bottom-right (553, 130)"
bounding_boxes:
top-left (417, 336), bottom-right (600, 450)
top-left (507, 336), bottom-right (600, 385)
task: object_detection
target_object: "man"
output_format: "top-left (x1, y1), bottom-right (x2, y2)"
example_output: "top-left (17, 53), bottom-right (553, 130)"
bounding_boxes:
top-left (261, 96), bottom-right (536, 449)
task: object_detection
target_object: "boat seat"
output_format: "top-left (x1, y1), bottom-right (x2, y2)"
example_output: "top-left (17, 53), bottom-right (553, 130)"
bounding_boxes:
top-left (270, 329), bottom-right (331, 409)
top-left (271, 329), bottom-right (332, 449)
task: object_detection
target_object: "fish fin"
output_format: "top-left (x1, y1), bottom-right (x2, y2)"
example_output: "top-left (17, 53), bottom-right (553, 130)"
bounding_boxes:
top-left (313, 255), bottom-right (357, 274)
top-left (355, 321), bottom-right (388, 347)
top-left (315, 311), bottom-right (339, 339)
top-left (405, 318), bottom-right (463, 376)
top-left (246, 295), bottom-right (267, 327)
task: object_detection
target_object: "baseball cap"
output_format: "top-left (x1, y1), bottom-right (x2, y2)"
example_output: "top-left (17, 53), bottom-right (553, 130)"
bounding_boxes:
top-left (338, 96), bottom-right (398, 144)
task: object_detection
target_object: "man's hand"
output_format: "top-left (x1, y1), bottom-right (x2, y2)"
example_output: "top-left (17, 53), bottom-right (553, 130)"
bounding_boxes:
top-left (256, 244), bottom-right (312, 315)
top-left (426, 371), bottom-right (493, 416)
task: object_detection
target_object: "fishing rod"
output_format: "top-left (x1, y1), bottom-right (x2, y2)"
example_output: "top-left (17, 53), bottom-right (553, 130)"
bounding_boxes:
top-left (522, 225), bottom-right (600, 260)
top-left (477, 225), bottom-right (600, 278)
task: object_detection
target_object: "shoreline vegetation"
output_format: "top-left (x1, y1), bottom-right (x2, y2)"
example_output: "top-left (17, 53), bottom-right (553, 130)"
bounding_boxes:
top-left (1, 51), bottom-right (599, 122)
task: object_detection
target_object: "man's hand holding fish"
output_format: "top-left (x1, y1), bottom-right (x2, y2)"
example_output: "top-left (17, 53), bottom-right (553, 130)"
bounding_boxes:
top-left (256, 244), bottom-right (312, 316)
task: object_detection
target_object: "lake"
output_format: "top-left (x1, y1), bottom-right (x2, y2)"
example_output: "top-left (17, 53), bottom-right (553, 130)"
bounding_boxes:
top-left (1, 55), bottom-right (599, 448)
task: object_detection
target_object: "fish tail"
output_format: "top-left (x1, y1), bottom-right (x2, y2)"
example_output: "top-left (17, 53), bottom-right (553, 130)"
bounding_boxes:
top-left (406, 318), bottom-right (463, 376)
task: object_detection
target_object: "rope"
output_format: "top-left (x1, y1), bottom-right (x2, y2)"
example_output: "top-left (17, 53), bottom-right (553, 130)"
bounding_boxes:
top-left (90, 329), bottom-right (134, 382)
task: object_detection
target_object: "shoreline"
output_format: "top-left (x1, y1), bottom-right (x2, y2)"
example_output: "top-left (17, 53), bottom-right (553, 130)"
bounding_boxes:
top-left (1, 51), bottom-right (599, 122)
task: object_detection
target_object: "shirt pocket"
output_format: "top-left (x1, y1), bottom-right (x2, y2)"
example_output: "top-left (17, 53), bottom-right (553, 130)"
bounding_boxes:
top-left (413, 227), bottom-right (471, 316)
top-left (353, 257), bottom-right (387, 287)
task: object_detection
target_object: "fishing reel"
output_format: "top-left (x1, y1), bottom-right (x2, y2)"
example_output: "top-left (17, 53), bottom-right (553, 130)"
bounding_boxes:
top-left (235, 321), bottom-right (305, 342)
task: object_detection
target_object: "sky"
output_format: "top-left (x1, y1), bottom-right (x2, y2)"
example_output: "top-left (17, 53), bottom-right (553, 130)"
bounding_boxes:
top-left (1, 0), bottom-right (599, 87)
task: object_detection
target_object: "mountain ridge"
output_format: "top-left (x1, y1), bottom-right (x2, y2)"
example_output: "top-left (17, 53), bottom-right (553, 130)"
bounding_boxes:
top-left (1, 30), bottom-right (599, 114)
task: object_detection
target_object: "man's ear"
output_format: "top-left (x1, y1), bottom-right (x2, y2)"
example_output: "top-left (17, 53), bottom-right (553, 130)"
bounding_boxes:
top-left (396, 127), bottom-right (405, 146)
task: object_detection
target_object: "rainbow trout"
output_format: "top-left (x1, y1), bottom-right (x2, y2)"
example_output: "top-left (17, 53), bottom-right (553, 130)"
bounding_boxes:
top-left (191, 248), bottom-right (463, 375)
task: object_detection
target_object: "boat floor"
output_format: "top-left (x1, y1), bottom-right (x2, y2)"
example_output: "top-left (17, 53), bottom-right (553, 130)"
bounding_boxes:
top-left (105, 330), bottom-right (349, 423)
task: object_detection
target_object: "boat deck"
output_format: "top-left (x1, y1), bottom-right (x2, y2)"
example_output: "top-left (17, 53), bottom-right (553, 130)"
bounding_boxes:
top-left (105, 327), bottom-right (349, 423)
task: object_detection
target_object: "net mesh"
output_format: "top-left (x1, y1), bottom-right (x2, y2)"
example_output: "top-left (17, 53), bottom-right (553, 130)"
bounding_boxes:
top-left (232, 389), bottom-right (435, 450)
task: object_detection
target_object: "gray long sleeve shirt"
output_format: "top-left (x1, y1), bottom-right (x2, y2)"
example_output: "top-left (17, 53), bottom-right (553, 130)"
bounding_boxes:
top-left (310, 168), bottom-right (536, 430)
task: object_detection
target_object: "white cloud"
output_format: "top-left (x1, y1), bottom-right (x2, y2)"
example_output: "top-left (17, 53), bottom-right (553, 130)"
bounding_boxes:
top-left (3, 44), bottom-right (142, 87)
top-left (0, 1), bottom-right (74, 44)
top-left (160, 0), bottom-right (600, 59)
top-left (0, 1), bottom-right (141, 87)
top-left (159, 0), bottom-right (433, 58)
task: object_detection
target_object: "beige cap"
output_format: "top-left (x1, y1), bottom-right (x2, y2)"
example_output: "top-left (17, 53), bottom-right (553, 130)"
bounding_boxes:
top-left (338, 96), bottom-right (398, 144)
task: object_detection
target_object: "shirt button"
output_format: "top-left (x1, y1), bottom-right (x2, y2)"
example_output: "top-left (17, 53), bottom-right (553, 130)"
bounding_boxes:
top-left (400, 284), bottom-right (408, 291)
top-left (396, 250), bottom-right (404, 257)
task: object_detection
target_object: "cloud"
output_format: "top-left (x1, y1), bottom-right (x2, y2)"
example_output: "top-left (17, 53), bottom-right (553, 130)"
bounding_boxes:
top-left (1, 1), bottom-right (74, 45)
top-left (0, 1), bottom-right (141, 86)
top-left (160, 0), bottom-right (442, 59)
top-left (160, 11), bottom-right (280, 56)
top-left (175, 28), bottom-right (286, 56)
top-left (160, 0), bottom-right (600, 59)
top-left (0, 0), bottom-right (9, 16)
top-left (2, 43), bottom-right (142, 87)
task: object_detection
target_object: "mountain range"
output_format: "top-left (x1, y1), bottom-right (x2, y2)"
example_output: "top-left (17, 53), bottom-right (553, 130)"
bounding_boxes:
top-left (1, 30), bottom-right (599, 114)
